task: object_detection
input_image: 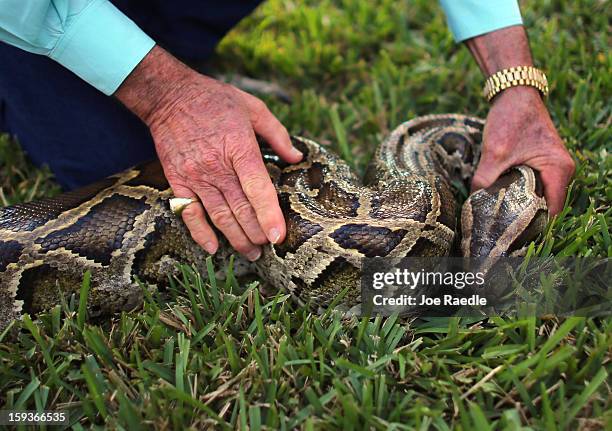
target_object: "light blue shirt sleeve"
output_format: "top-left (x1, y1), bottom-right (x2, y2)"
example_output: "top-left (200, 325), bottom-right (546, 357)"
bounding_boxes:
top-left (439, 0), bottom-right (523, 42)
top-left (0, 0), bottom-right (155, 95)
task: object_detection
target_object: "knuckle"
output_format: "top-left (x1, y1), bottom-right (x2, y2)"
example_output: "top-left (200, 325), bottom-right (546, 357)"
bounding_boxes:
top-left (224, 129), bottom-right (246, 143)
top-left (225, 136), bottom-right (256, 163)
top-left (231, 147), bottom-right (257, 168)
top-left (181, 204), bottom-right (200, 221)
top-left (248, 99), bottom-right (270, 127)
top-left (242, 176), bottom-right (269, 199)
top-left (214, 176), bottom-right (239, 193)
top-left (233, 200), bottom-right (254, 220)
top-left (200, 152), bottom-right (224, 173)
top-left (252, 97), bottom-right (267, 114)
top-left (208, 207), bottom-right (235, 229)
top-left (182, 159), bottom-right (201, 178)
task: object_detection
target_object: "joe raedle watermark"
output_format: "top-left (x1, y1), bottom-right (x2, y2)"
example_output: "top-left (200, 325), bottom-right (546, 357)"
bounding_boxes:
top-left (361, 257), bottom-right (611, 317)
top-left (370, 267), bottom-right (487, 307)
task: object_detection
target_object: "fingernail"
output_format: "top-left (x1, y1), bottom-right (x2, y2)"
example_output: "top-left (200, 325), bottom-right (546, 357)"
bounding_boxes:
top-left (268, 228), bottom-right (281, 244)
top-left (247, 248), bottom-right (262, 262)
top-left (291, 148), bottom-right (303, 159)
top-left (204, 242), bottom-right (217, 254)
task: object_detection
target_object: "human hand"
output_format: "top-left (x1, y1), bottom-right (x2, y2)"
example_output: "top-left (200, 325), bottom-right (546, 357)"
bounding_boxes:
top-left (471, 86), bottom-right (575, 216)
top-left (116, 46), bottom-right (303, 260)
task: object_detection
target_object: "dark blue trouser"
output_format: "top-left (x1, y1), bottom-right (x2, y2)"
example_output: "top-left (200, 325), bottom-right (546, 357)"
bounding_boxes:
top-left (0, 0), bottom-right (262, 190)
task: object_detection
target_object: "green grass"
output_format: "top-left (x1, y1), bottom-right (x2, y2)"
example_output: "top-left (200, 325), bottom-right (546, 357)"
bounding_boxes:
top-left (1, 0), bottom-right (610, 429)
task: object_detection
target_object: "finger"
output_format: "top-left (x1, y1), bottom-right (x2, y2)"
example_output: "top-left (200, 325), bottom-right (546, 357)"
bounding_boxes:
top-left (181, 202), bottom-right (219, 254)
top-left (539, 169), bottom-right (571, 216)
top-left (233, 150), bottom-right (286, 245)
top-left (172, 185), bottom-right (218, 254)
top-left (238, 90), bottom-right (303, 163)
top-left (199, 186), bottom-right (262, 261)
top-left (222, 176), bottom-right (269, 245)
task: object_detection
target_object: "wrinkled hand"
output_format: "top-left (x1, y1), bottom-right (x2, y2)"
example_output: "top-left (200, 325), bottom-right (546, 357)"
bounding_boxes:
top-left (116, 47), bottom-right (302, 260)
top-left (472, 87), bottom-right (575, 215)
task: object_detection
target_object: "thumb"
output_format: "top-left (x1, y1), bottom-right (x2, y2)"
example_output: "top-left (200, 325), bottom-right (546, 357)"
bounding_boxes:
top-left (237, 89), bottom-right (303, 164)
top-left (471, 157), bottom-right (508, 192)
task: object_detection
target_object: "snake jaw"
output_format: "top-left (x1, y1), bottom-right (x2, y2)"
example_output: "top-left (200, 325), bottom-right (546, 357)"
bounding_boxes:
top-left (461, 165), bottom-right (548, 259)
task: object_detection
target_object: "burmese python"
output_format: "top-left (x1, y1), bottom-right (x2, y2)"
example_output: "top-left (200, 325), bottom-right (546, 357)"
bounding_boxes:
top-left (0, 114), bottom-right (548, 330)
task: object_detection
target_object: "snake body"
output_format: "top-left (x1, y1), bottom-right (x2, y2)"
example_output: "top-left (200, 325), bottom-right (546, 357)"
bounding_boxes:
top-left (0, 115), bottom-right (548, 330)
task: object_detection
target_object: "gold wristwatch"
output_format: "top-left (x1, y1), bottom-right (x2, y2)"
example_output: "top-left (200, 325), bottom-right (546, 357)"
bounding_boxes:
top-left (483, 66), bottom-right (549, 102)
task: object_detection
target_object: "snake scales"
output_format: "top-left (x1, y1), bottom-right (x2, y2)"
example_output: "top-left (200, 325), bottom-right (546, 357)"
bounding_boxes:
top-left (0, 114), bottom-right (548, 330)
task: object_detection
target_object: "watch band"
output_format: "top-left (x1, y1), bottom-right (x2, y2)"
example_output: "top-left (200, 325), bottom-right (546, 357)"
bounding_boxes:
top-left (483, 66), bottom-right (549, 102)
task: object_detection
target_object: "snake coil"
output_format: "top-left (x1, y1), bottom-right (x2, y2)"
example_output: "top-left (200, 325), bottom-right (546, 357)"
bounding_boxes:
top-left (0, 114), bottom-right (548, 330)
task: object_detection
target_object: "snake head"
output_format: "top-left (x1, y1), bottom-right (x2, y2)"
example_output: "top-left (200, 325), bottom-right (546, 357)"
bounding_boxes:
top-left (461, 165), bottom-right (548, 258)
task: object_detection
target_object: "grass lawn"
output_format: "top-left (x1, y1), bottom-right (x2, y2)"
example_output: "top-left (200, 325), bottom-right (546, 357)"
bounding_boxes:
top-left (0, 0), bottom-right (610, 429)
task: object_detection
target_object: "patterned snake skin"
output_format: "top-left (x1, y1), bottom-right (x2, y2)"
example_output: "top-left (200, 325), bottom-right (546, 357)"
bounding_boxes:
top-left (0, 115), bottom-right (548, 330)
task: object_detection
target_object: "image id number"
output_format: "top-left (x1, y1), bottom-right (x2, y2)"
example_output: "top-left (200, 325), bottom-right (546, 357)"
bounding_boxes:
top-left (0, 410), bottom-right (68, 425)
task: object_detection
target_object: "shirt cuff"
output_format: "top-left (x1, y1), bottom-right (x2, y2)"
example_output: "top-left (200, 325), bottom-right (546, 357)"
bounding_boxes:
top-left (49, 0), bottom-right (155, 95)
top-left (439, 0), bottom-right (523, 42)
